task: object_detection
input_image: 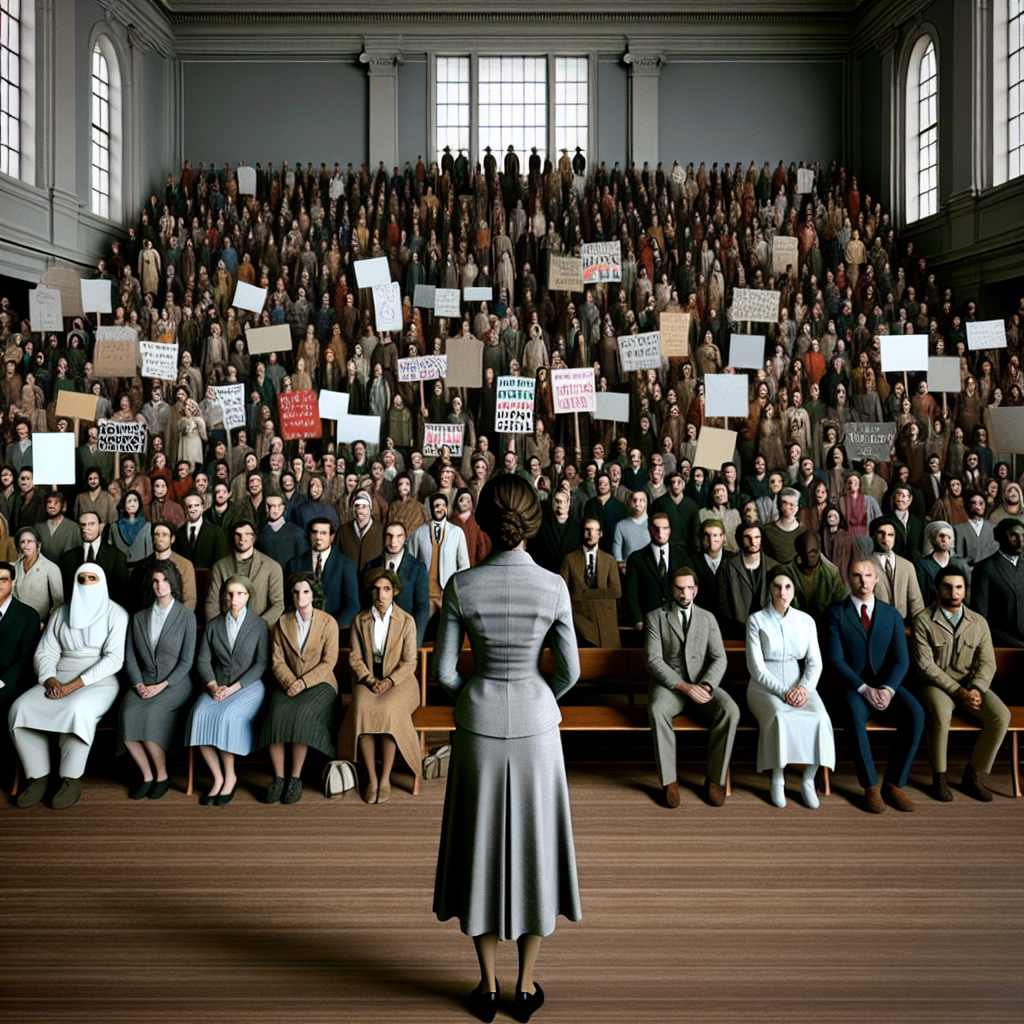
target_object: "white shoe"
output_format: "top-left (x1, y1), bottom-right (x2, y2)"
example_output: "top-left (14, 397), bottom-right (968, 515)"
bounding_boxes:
top-left (802, 777), bottom-right (820, 809)
top-left (770, 774), bottom-right (786, 808)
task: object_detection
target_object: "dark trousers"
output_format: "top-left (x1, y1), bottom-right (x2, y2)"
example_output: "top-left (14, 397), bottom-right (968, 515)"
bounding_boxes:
top-left (842, 685), bottom-right (925, 789)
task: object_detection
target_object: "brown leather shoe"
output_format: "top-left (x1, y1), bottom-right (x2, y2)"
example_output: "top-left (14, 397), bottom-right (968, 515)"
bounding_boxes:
top-left (705, 780), bottom-right (726, 807)
top-left (962, 765), bottom-right (994, 802)
top-left (863, 784), bottom-right (886, 813)
top-left (663, 782), bottom-right (681, 808)
top-left (932, 772), bottom-right (954, 802)
top-left (881, 781), bottom-right (915, 811)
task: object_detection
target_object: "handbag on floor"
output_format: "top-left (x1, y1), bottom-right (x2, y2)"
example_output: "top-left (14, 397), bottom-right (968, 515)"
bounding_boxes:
top-left (422, 743), bottom-right (451, 780)
top-left (323, 759), bottom-right (359, 797)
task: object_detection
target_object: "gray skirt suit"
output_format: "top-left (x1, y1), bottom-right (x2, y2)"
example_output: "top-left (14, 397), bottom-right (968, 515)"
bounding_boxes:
top-left (433, 548), bottom-right (582, 940)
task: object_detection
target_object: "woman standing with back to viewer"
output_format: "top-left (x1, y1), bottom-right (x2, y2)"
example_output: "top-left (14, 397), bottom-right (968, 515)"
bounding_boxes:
top-left (433, 475), bottom-right (581, 1023)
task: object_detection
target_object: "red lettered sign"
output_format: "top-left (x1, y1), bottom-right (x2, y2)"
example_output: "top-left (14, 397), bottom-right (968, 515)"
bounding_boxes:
top-left (278, 389), bottom-right (323, 441)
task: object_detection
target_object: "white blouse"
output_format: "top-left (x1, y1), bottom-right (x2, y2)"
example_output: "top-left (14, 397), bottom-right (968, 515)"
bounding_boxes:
top-left (745, 604), bottom-right (822, 696)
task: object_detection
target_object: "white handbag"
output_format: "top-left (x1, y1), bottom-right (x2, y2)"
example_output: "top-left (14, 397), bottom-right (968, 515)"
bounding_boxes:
top-left (422, 743), bottom-right (451, 780)
top-left (323, 759), bottom-right (359, 797)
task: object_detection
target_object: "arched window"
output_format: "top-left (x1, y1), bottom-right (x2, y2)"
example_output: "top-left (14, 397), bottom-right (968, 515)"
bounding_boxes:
top-left (995, 0), bottom-right (1023, 183)
top-left (1, 0), bottom-right (22, 179)
top-left (904, 34), bottom-right (939, 223)
top-left (89, 35), bottom-right (121, 221)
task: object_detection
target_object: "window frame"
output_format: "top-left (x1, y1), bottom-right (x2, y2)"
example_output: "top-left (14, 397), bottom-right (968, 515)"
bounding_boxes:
top-left (86, 32), bottom-right (123, 223)
top-left (994, 0), bottom-right (1024, 184)
top-left (902, 29), bottom-right (941, 224)
top-left (1, 0), bottom-right (23, 180)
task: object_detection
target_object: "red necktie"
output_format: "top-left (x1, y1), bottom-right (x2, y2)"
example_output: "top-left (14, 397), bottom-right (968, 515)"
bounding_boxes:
top-left (861, 604), bottom-right (871, 632)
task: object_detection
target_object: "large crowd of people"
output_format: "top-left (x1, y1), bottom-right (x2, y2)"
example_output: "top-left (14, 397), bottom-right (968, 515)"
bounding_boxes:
top-left (0, 147), bottom-right (1020, 813)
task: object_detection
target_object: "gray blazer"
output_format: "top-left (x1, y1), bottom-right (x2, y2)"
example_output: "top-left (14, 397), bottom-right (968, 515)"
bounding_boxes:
top-left (124, 600), bottom-right (197, 691)
top-left (644, 603), bottom-right (728, 692)
top-left (954, 520), bottom-right (999, 568)
top-left (435, 548), bottom-right (580, 738)
top-left (196, 609), bottom-right (269, 689)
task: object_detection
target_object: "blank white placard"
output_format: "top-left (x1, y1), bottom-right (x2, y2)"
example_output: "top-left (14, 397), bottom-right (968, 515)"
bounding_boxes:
top-left (728, 334), bottom-right (765, 370)
top-left (80, 279), bottom-right (112, 314)
top-left (704, 374), bottom-right (750, 419)
top-left (354, 257), bottom-right (391, 288)
top-left (32, 433), bottom-right (77, 485)
top-left (318, 391), bottom-right (350, 421)
top-left (232, 281), bottom-right (268, 313)
top-left (594, 392), bottom-right (630, 422)
top-left (880, 335), bottom-right (929, 373)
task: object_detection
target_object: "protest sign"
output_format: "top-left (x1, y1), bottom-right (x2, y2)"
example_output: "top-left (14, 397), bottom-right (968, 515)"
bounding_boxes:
top-left (278, 390), bottom-right (323, 441)
top-left (354, 257), bottom-right (391, 289)
top-left (398, 355), bottom-right (447, 382)
top-left (581, 241), bottom-right (622, 283)
top-left (771, 236), bottom-right (799, 275)
top-left (844, 423), bottom-right (897, 462)
top-left (988, 407), bottom-right (1024, 454)
top-left (96, 325), bottom-right (138, 342)
top-left (318, 390), bottom-right (350, 421)
top-left (445, 336), bottom-right (484, 388)
top-left (140, 340), bottom-right (179, 380)
top-left (40, 268), bottom-right (84, 317)
top-left (548, 256), bottom-right (584, 292)
top-left (730, 288), bottom-right (780, 323)
top-left (659, 313), bottom-right (690, 357)
top-left (927, 357), bottom-right (962, 394)
top-left (551, 368), bottom-right (596, 414)
top-left (373, 281), bottom-right (403, 332)
top-left (29, 285), bottom-right (63, 331)
top-left (98, 421), bottom-right (147, 453)
top-left (594, 391), bottom-right (630, 422)
top-left (464, 287), bottom-right (493, 302)
top-left (966, 319), bottom-right (1007, 351)
top-left (495, 376), bottom-right (535, 433)
top-left (93, 334), bottom-right (138, 376)
top-left (31, 433), bottom-right (76, 485)
top-left (692, 427), bottom-right (738, 473)
top-left (433, 288), bottom-right (462, 317)
top-left (80, 279), bottom-right (112, 314)
top-left (212, 384), bottom-right (246, 430)
top-left (880, 335), bottom-right (929, 373)
top-left (55, 391), bottom-right (98, 422)
top-left (413, 284), bottom-right (436, 308)
top-left (335, 414), bottom-right (382, 445)
top-left (797, 167), bottom-right (814, 193)
top-left (423, 423), bottom-right (464, 457)
top-left (704, 374), bottom-right (750, 419)
top-left (231, 281), bottom-right (267, 313)
top-left (728, 334), bottom-right (765, 370)
top-left (237, 165), bottom-right (256, 195)
top-left (617, 332), bottom-right (662, 372)
top-left (245, 324), bottom-right (293, 355)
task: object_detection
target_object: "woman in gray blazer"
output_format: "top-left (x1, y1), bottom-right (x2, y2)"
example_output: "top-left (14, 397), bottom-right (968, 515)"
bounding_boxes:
top-left (185, 574), bottom-right (269, 805)
top-left (118, 560), bottom-right (197, 800)
top-left (433, 475), bottom-right (581, 1023)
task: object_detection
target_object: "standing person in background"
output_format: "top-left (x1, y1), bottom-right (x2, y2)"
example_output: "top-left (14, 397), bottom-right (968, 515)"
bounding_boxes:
top-left (559, 518), bottom-right (621, 648)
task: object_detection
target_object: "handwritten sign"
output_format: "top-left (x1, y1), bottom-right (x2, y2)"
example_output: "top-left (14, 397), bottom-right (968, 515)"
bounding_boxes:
top-left (278, 389), bottom-right (323, 441)
top-left (692, 426), bottom-right (738, 472)
top-left (844, 423), bottom-right (896, 462)
top-left (413, 284), bottom-right (436, 309)
top-left (98, 421), bottom-right (147, 453)
top-left (617, 332), bottom-right (662, 372)
top-left (594, 391), bottom-right (629, 422)
top-left (796, 167), bottom-right (814, 193)
top-left (495, 376), bottom-right (535, 433)
top-left (93, 334), bottom-right (138, 376)
top-left (581, 241), bottom-right (621, 283)
top-left (212, 384), bottom-right (246, 431)
top-left (730, 288), bottom-right (780, 324)
top-left (140, 340), bottom-right (179, 379)
top-left (354, 257), bottom-right (391, 289)
top-left (704, 374), bottom-right (750, 419)
top-left (54, 391), bottom-right (98, 422)
top-left (880, 335), bottom-right (929, 373)
top-left (771, 236), bottom-right (799, 275)
top-left (29, 285), bottom-right (64, 331)
top-left (551, 367), bottom-right (596, 414)
top-left (237, 165), bottom-right (256, 195)
top-left (433, 288), bottom-right (462, 317)
top-left (318, 390), bottom-right (350, 421)
top-left (96, 325), bottom-right (138, 341)
top-left (728, 334), bottom-right (765, 370)
top-left (966, 319), bottom-right (1006, 351)
top-left (31, 433), bottom-right (76, 485)
top-left (659, 313), bottom-right (690, 357)
top-left (245, 323), bottom-right (292, 355)
top-left (548, 256), bottom-right (584, 292)
top-left (927, 357), bottom-right (962, 394)
top-left (80, 279), bottom-right (112, 314)
top-left (423, 423), bottom-right (464, 457)
top-left (372, 281), bottom-right (403, 332)
top-left (398, 355), bottom-right (447, 382)
top-left (464, 286), bottom-right (493, 302)
top-left (232, 281), bottom-right (267, 313)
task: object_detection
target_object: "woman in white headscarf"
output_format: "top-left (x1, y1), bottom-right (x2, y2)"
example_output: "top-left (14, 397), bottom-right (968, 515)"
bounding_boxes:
top-left (8, 563), bottom-right (129, 809)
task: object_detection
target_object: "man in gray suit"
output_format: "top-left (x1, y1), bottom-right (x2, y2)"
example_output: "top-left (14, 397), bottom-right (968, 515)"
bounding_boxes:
top-left (644, 566), bottom-right (738, 809)
top-left (954, 493), bottom-right (999, 570)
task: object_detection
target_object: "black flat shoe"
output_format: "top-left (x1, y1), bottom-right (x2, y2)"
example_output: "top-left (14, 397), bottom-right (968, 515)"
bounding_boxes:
top-left (468, 981), bottom-right (500, 1023)
top-left (215, 788), bottom-right (236, 806)
top-left (200, 792), bottom-right (216, 806)
top-left (148, 778), bottom-right (170, 800)
top-left (512, 983), bottom-right (544, 1023)
top-left (129, 780), bottom-right (153, 800)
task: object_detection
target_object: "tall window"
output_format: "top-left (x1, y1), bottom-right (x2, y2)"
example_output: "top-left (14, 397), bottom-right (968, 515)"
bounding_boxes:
top-left (555, 57), bottom-right (588, 160)
top-left (478, 57), bottom-right (547, 164)
top-left (0, 0), bottom-right (20, 179)
top-left (1010, 0), bottom-right (1023, 178)
top-left (91, 45), bottom-right (111, 218)
top-left (905, 34), bottom-right (939, 223)
top-left (436, 56), bottom-right (469, 165)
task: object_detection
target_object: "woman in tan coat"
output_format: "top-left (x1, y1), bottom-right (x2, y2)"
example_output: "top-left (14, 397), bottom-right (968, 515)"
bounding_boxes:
top-left (340, 568), bottom-right (420, 803)
top-left (258, 572), bottom-right (339, 804)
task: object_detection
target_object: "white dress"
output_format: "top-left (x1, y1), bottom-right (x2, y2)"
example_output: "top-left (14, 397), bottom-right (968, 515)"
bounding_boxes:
top-left (745, 605), bottom-right (835, 772)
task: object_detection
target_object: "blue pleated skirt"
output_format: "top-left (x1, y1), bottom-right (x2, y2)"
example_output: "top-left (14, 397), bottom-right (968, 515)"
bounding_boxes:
top-left (185, 681), bottom-right (265, 755)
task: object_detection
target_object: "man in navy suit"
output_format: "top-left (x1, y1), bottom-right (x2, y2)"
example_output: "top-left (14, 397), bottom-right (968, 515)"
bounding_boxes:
top-left (827, 556), bottom-right (924, 813)
top-left (285, 517), bottom-right (359, 627)
top-left (0, 560), bottom-right (40, 765)
top-left (363, 522), bottom-right (430, 647)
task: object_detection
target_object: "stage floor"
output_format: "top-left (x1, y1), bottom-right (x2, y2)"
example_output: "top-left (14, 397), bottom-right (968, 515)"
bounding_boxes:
top-left (2, 746), bottom-right (1022, 1023)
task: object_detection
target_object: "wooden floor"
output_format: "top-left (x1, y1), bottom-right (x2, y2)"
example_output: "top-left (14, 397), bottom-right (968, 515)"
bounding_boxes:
top-left (2, 740), bottom-right (1022, 1023)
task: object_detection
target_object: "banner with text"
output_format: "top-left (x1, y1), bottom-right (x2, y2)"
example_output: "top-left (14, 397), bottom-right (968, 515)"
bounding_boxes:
top-left (844, 422), bottom-right (896, 462)
top-left (373, 281), bottom-right (403, 332)
top-left (581, 241), bottom-right (622, 283)
top-left (140, 340), bottom-right (179, 379)
top-left (495, 376), bottom-right (536, 433)
top-left (551, 367), bottom-right (596, 414)
top-left (98, 421), bottom-right (147, 453)
top-left (659, 313), bottom-right (690, 357)
top-left (278, 390), bottom-right (323, 441)
top-left (212, 384), bottom-right (246, 431)
top-left (423, 423), bottom-right (464, 457)
top-left (548, 256), bottom-right (584, 292)
top-left (617, 332), bottom-right (662, 372)
top-left (730, 288), bottom-right (781, 324)
top-left (398, 354), bottom-right (448, 382)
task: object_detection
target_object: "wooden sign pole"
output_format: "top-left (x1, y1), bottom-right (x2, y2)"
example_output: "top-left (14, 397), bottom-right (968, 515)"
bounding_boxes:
top-left (573, 410), bottom-right (582, 467)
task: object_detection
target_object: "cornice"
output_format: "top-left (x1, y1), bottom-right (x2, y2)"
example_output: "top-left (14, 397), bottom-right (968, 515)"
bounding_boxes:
top-left (96, 0), bottom-right (176, 58)
top-left (849, 0), bottom-right (934, 58)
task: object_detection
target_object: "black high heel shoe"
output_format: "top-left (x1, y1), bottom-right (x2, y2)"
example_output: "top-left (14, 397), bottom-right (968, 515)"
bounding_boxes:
top-left (468, 981), bottom-right (500, 1023)
top-left (512, 982), bottom-right (544, 1022)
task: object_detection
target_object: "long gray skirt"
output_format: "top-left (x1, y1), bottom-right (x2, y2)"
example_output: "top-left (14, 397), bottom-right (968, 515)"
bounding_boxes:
top-left (185, 681), bottom-right (265, 755)
top-left (255, 684), bottom-right (337, 758)
top-left (118, 682), bottom-right (194, 754)
top-left (433, 725), bottom-right (582, 940)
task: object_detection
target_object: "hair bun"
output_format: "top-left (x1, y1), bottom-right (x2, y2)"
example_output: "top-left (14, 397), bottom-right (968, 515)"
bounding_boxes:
top-left (499, 509), bottom-right (526, 549)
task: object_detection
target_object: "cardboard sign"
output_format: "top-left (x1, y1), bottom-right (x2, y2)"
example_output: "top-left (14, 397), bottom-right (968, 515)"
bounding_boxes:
top-left (617, 332), bottom-right (662, 373)
top-left (796, 167), bottom-right (814, 193)
top-left (40, 268), bottom-right (85, 317)
top-left (232, 281), bottom-right (267, 313)
top-left (581, 241), bottom-right (621, 283)
top-left (771, 236), bottom-right (799, 275)
top-left (335, 414), bottom-right (382, 445)
top-left (318, 390), bottom-right (350, 421)
top-left (245, 323), bottom-right (293, 355)
top-left (445, 336), bottom-right (484, 388)
top-left (728, 334), bottom-right (765, 371)
top-left (423, 423), bottom-right (464, 456)
top-left (237, 165), bottom-right (256, 195)
top-left (692, 426), bottom-right (738, 473)
top-left (844, 422), bottom-right (897, 462)
top-left (98, 421), bottom-right (147, 453)
top-left (495, 376), bottom-right (535, 433)
top-left (212, 384), bottom-right (246, 431)
top-left (413, 284), bottom-right (436, 309)
top-left (398, 355), bottom-right (447, 382)
top-left (31, 433), bottom-right (76, 485)
top-left (704, 374), bottom-right (750, 419)
top-left (54, 391), bottom-right (99, 422)
top-left (548, 256), bottom-right (584, 292)
top-left (354, 257), bottom-right (391, 289)
top-left (927, 357), bottom-right (962, 394)
top-left (966, 319), bottom-right (1007, 351)
top-left (278, 389), bottom-right (323, 441)
top-left (988, 407), bottom-right (1024, 454)
top-left (552, 368), bottom-right (596, 414)
top-left (464, 286), bottom-right (493, 302)
top-left (594, 391), bottom-right (630, 422)
top-left (29, 285), bottom-right (64, 331)
top-left (96, 325), bottom-right (139, 342)
top-left (80, 279), bottom-right (112, 314)
top-left (880, 335), bottom-right (929, 373)
top-left (372, 281), bottom-right (403, 332)
top-left (140, 340), bottom-right (180, 379)
top-left (93, 336), bottom-right (138, 376)
top-left (659, 313), bottom-right (690, 357)
top-left (730, 288), bottom-right (780, 324)
top-left (433, 288), bottom-right (462, 317)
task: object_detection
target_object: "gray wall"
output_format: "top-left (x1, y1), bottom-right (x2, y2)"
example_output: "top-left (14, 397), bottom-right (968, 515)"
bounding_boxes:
top-left (658, 60), bottom-right (844, 168)
top-left (181, 60), bottom-right (368, 168)
top-left (857, 49), bottom-right (883, 202)
top-left (142, 49), bottom-right (172, 201)
top-left (597, 57), bottom-right (628, 170)
top-left (398, 58), bottom-right (428, 167)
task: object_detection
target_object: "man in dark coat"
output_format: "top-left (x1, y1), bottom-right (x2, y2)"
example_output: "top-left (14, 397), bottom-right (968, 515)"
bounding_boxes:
top-left (174, 492), bottom-right (230, 569)
top-left (625, 512), bottom-right (686, 630)
top-left (0, 561), bottom-right (41, 762)
top-left (58, 511), bottom-right (129, 602)
top-left (528, 490), bottom-right (580, 573)
top-left (971, 518), bottom-right (1024, 648)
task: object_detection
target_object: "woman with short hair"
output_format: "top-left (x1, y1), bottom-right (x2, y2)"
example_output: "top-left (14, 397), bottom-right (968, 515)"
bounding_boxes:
top-left (13, 527), bottom-right (64, 625)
